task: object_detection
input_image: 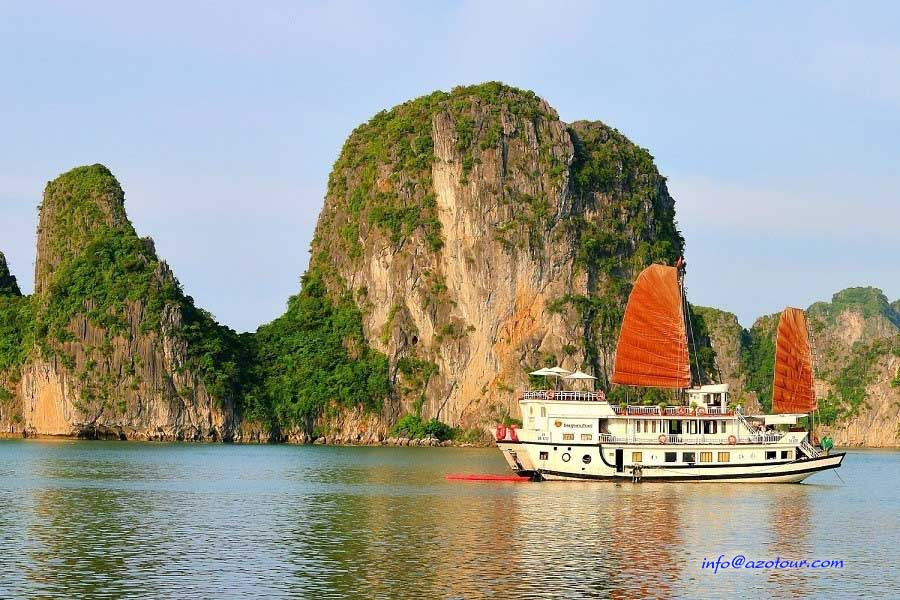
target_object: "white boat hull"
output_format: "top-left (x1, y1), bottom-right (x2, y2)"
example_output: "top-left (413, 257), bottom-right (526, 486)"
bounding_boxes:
top-left (497, 441), bottom-right (844, 483)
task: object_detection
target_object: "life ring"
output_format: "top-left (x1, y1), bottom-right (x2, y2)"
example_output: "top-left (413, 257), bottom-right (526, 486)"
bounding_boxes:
top-left (728, 435), bottom-right (737, 445)
top-left (546, 391), bottom-right (555, 400)
top-left (495, 425), bottom-right (507, 441)
top-left (562, 452), bottom-right (571, 462)
top-left (697, 408), bottom-right (707, 416)
top-left (658, 434), bottom-right (667, 444)
top-left (677, 406), bottom-right (687, 416)
top-left (508, 424), bottom-right (519, 442)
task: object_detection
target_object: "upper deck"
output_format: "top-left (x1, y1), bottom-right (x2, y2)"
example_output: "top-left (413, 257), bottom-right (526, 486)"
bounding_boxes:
top-left (521, 387), bottom-right (734, 417)
top-left (516, 384), bottom-right (806, 447)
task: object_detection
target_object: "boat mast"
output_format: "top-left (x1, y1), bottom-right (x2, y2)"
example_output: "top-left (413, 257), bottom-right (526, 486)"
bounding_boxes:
top-left (677, 256), bottom-right (703, 389)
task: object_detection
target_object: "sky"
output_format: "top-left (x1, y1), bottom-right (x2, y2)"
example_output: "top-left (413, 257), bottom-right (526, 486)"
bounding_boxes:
top-left (1, 1), bottom-right (898, 331)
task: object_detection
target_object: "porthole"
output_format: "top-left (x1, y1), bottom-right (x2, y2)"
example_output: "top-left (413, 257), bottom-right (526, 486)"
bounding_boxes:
top-left (562, 452), bottom-right (571, 462)
top-left (582, 454), bottom-right (591, 464)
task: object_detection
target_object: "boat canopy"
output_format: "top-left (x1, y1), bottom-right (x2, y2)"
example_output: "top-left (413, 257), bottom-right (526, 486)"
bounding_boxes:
top-left (611, 264), bottom-right (691, 389)
top-left (772, 307), bottom-right (817, 414)
top-left (763, 414), bottom-right (803, 425)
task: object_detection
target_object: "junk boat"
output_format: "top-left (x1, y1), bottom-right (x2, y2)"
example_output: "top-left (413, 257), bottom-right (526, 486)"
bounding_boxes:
top-left (495, 263), bottom-right (844, 482)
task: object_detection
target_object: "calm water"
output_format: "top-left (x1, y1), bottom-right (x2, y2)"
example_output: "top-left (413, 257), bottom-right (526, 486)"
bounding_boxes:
top-left (0, 441), bottom-right (896, 599)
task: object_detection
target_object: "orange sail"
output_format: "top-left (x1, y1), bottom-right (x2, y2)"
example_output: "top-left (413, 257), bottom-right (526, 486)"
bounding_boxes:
top-left (611, 264), bottom-right (691, 388)
top-left (772, 307), bottom-right (817, 414)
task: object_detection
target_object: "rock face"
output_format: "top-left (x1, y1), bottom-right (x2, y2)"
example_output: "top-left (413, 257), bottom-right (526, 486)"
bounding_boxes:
top-left (306, 83), bottom-right (683, 430)
top-left (693, 307), bottom-right (761, 412)
top-left (699, 288), bottom-right (900, 447)
top-left (9, 165), bottom-right (246, 440)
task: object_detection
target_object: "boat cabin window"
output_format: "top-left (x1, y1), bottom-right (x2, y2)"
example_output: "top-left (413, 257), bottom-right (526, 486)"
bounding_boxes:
top-left (632, 452), bottom-right (643, 463)
top-left (540, 407), bottom-right (546, 417)
top-left (781, 450), bottom-right (791, 459)
top-left (580, 433), bottom-right (592, 441)
top-left (529, 405), bottom-right (533, 415)
top-left (721, 422), bottom-right (727, 434)
top-left (651, 421), bottom-right (657, 433)
top-left (539, 451), bottom-right (548, 460)
top-left (718, 452), bottom-right (730, 462)
top-left (683, 452), bottom-right (696, 463)
top-left (669, 420), bottom-right (682, 434)
top-left (766, 451), bottom-right (777, 460)
top-left (700, 452), bottom-right (712, 463)
top-left (562, 433), bottom-right (574, 441)
top-left (664, 452), bottom-right (677, 463)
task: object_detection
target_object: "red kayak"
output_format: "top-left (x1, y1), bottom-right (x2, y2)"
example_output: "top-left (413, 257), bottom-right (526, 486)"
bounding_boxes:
top-left (446, 473), bottom-right (531, 482)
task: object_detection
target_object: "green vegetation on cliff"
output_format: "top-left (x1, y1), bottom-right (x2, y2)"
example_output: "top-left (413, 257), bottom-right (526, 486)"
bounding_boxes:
top-left (0, 297), bottom-right (33, 380)
top-left (741, 314), bottom-right (777, 412)
top-left (248, 264), bottom-right (390, 429)
top-left (808, 287), bottom-right (900, 327)
top-left (0, 253), bottom-right (21, 297)
top-left (817, 337), bottom-right (897, 424)
top-left (0, 253), bottom-right (32, 382)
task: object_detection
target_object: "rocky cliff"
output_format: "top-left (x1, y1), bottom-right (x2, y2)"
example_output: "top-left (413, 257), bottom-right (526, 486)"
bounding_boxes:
top-left (265, 83), bottom-right (683, 437)
top-left (3, 165), bottom-right (249, 440)
top-left (699, 287), bottom-right (900, 447)
top-left (4, 83), bottom-right (896, 447)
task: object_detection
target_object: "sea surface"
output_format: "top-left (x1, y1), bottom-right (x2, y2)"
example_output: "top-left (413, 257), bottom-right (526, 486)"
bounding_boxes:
top-left (0, 441), bottom-right (896, 599)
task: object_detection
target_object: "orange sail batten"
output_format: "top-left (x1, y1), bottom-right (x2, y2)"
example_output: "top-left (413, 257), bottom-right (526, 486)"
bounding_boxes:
top-left (611, 264), bottom-right (691, 389)
top-left (772, 307), bottom-right (817, 414)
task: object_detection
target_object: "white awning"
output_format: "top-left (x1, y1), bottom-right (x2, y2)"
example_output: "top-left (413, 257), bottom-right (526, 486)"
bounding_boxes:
top-left (563, 370), bottom-right (596, 380)
top-left (545, 366), bottom-right (572, 375)
top-left (529, 368), bottom-right (555, 376)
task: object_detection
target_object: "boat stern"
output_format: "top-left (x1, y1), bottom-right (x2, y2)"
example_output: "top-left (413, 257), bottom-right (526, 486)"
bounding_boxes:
top-left (496, 440), bottom-right (537, 477)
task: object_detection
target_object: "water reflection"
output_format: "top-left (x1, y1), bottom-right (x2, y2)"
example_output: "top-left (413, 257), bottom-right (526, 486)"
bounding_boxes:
top-left (0, 442), bottom-right (895, 599)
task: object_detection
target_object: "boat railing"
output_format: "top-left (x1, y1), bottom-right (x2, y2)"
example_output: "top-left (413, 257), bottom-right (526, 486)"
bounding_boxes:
top-left (611, 405), bottom-right (734, 416)
top-left (597, 432), bottom-right (785, 445)
top-left (522, 390), bottom-right (605, 402)
top-left (799, 438), bottom-right (823, 458)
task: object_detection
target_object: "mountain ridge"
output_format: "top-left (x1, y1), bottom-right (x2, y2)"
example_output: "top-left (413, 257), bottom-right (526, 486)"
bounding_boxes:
top-left (1, 83), bottom-right (897, 446)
